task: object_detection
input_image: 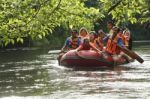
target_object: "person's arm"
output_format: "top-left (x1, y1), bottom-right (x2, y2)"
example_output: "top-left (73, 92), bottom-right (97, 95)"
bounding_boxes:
top-left (95, 39), bottom-right (103, 51)
top-left (89, 42), bottom-right (101, 53)
top-left (61, 38), bottom-right (70, 52)
top-left (77, 37), bottom-right (81, 46)
top-left (76, 44), bottom-right (83, 52)
top-left (118, 38), bottom-right (125, 47)
top-left (102, 35), bottom-right (110, 43)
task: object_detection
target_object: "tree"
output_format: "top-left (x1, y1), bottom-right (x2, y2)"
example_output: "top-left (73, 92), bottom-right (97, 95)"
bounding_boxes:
top-left (0, 0), bottom-right (100, 46)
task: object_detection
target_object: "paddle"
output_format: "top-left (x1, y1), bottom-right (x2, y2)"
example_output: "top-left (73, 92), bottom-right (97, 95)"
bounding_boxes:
top-left (48, 50), bottom-right (68, 54)
top-left (48, 50), bottom-right (61, 54)
top-left (116, 44), bottom-right (144, 63)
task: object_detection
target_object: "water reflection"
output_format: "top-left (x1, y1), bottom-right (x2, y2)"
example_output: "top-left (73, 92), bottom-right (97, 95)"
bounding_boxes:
top-left (0, 43), bottom-right (150, 99)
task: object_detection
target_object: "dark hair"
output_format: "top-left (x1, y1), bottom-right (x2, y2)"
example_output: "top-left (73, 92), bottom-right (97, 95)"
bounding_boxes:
top-left (89, 31), bottom-right (97, 38)
top-left (83, 38), bottom-right (90, 45)
top-left (119, 28), bottom-right (123, 33)
top-left (71, 29), bottom-right (78, 33)
top-left (112, 26), bottom-right (120, 32)
top-left (107, 21), bottom-right (114, 26)
top-left (112, 26), bottom-right (120, 40)
top-left (89, 31), bottom-right (96, 34)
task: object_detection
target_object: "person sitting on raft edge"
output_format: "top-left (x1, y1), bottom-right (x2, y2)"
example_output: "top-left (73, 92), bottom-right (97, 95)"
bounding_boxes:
top-left (61, 29), bottom-right (81, 53)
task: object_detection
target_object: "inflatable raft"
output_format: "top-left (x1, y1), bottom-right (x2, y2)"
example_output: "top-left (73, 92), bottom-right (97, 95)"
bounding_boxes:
top-left (58, 50), bottom-right (131, 68)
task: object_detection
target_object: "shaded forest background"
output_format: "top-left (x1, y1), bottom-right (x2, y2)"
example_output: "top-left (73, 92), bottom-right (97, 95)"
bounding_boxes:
top-left (0, 0), bottom-right (149, 49)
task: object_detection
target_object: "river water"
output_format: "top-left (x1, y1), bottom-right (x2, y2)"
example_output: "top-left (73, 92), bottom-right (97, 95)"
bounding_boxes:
top-left (0, 42), bottom-right (150, 99)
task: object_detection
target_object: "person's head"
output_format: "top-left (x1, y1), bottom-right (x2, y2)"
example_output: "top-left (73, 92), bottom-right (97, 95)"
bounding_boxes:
top-left (98, 29), bottom-right (105, 38)
top-left (112, 26), bottom-right (120, 33)
top-left (123, 30), bottom-right (130, 37)
top-left (83, 38), bottom-right (90, 45)
top-left (112, 26), bottom-right (120, 39)
top-left (89, 31), bottom-right (96, 41)
top-left (71, 29), bottom-right (78, 37)
top-left (79, 27), bottom-right (88, 37)
top-left (118, 28), bottom-right (123, 33)
top-left (107, 21), bottom-right (114, 30)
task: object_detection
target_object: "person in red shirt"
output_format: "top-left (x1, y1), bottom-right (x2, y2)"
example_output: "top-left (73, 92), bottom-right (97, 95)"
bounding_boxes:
top-left (76, 38), bottom-right (101, 53)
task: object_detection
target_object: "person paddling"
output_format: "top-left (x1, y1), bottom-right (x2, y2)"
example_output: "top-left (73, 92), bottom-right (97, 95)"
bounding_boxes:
top-left (103, 26), bottom-right (130, 64)
top-left (103, 26), bottom-right (143, 64)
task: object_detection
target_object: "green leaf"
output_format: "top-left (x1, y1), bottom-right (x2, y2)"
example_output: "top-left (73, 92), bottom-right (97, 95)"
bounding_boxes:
top-left (38, 34), bottom-right (42, 39)
top-left (127, 10), bottom-right (132, 17)
top-left (10, 39), bottom-right (15, 45)
top-left (5, 41), bottom-right (9, 46)
top-left (17, 38), bottom-right (23, 43)
top-left (130, 18), bottom-right (137, 24)
top-left (42, 32), bottom-right (46, 37)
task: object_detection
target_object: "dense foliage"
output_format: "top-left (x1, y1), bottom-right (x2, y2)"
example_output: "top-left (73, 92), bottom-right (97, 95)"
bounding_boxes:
top-left (0, 0), bottom-right (149, 47)
top-left (0, 0), bottom-right (100, 46)
top-left (99, 0), bottom-right (150, 25)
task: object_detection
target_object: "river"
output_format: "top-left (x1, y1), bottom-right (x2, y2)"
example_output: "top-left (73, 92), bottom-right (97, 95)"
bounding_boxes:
top-left (0, 42), bottom-right (150, 99)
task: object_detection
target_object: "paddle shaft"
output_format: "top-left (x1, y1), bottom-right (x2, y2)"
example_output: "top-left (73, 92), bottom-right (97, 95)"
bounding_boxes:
top-left (117, 45), bottom-right (144, 63)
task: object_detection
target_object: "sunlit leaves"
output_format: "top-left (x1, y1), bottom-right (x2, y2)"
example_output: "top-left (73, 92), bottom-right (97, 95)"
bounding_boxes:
top-left (99, 0), bottom-right (149, 25)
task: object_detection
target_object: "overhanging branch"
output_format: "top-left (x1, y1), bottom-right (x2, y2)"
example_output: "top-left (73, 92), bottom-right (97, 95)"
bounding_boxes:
top-left (108, 0), bottom-right (123, 13)
top-left (26, 0), bottom-right (62, 25)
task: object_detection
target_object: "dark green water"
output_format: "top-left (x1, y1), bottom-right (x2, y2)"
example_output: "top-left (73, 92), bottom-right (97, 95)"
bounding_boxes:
top-left (0, 42), bottom-right (150, 99)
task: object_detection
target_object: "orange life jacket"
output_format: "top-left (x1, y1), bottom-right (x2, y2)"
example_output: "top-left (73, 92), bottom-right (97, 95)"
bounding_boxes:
top-left (105, 35), bottom-right (121, 54)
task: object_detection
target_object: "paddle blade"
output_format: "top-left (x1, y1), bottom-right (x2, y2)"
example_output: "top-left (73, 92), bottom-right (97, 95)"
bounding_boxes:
top-left (119, 47), bottom-right (144, 63)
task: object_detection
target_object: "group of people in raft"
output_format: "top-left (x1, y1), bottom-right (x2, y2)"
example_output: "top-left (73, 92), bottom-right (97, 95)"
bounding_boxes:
top-left (59, 21), bottom-right (132, 63)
